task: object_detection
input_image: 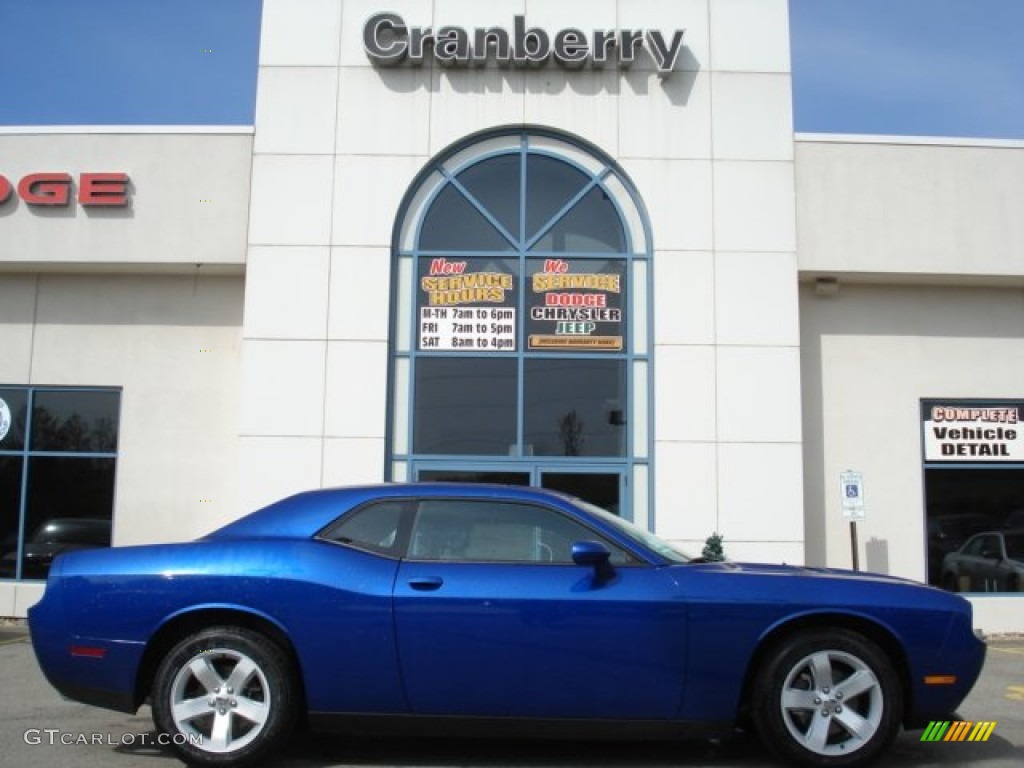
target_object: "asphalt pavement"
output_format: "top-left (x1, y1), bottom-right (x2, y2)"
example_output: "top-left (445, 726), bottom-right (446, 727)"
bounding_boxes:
top-left (1, 622), bottom-right (1021, 768)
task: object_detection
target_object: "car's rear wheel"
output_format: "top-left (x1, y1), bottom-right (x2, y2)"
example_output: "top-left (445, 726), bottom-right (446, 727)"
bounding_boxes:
top-left (752, 629), bottom-right (902, 767)
top-left (151, 626), bottom-right (297, 767)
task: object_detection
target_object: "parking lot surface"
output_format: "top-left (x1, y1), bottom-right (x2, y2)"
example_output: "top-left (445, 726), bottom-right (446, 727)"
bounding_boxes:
top-left (2, 623), bottom-right (1021, 768)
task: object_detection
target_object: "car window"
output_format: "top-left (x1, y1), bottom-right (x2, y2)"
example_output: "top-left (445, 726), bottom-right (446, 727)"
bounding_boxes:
top-left (407, 499), bottom-right (632, 565)
top-left (963, 536), bottom-right (986, 556)
top-left (980, 535), bottom-right (1002, 558)
top-left (573, 497), bottom-right (693, 562)
top-left (318, 501), bottom-right (409, 557)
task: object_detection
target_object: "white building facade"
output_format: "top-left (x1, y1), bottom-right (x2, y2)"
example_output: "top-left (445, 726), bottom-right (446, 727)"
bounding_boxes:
top-left (1, 0), bottom-right (1021, 631)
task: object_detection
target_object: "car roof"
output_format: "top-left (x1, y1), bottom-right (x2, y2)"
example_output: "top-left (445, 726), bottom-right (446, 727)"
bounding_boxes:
top-left (203, 483), bottom-right (582, 541)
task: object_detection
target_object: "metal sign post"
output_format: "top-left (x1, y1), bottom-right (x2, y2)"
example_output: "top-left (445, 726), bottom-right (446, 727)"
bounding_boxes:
top-left (840, 470), bottom-right (865, 571)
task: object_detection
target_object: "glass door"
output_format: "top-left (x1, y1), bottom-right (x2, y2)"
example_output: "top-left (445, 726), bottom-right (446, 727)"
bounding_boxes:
top-left (414, 463), bottom-right (625, 517)
top-left (417, 468), bottom-right (531, 486)
top-left (540, 470), bottom-right (622, 516)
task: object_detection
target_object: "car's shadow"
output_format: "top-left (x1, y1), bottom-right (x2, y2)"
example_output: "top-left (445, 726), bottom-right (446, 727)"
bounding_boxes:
top-left (114, 729), bottom-right (763, 766)
top-left (278, 730), bottom-right (1021, 767)
top-left (282, 733), bottom-right (767, 767)
top-left (112, 725), bottom-right (1021, 767)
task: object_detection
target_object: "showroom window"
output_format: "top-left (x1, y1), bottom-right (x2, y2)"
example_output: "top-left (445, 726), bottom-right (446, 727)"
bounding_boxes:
top-left (0, 387), bottom-right (119, 580)
top-left (921, 399), bottom-right (1024, 593)
top-left (387, 128), bottom-right (653, 524)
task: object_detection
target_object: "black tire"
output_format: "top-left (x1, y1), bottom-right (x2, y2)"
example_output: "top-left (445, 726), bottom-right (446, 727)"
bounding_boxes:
top-left (151, 626), bottom-right (298, 767)
top-left (751, 629), bottom-right (903, 768)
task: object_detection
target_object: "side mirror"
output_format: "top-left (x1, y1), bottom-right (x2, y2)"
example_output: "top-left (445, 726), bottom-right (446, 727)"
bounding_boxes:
top-left (572, 540), bottom-right (615, 582)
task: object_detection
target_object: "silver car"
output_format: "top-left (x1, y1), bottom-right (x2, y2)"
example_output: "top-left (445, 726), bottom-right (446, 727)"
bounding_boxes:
top-left (942, 529), bottom-right (1024, 592)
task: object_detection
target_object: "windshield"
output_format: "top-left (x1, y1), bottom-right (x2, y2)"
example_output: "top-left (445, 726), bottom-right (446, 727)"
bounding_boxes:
top-left (574, 499), bottom-right (693, 563)
top-left (1005, 534), bottom-right (1024, 560)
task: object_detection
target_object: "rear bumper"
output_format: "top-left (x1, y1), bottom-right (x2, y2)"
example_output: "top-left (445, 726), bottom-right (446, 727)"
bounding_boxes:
top-left (29, 589), bottom-right (143, 715)
top-left (53, 682), bottom-right (138, 714)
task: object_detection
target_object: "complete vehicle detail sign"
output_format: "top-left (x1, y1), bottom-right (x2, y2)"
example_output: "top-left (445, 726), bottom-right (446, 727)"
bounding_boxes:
top-left (364, 13), bottom-right (686, 75)
top-left (922, 400), bottom-right (1023, 461)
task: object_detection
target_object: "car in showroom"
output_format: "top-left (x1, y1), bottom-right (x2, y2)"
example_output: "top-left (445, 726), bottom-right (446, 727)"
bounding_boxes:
top-left (0, 517), bottom-right (111, 580)
top-left (925, 512), bottom-right (998, 586)
top-left (29, 483), bottom-right (985, 768)
top-left (942, 529), bottom-right (1024, 592)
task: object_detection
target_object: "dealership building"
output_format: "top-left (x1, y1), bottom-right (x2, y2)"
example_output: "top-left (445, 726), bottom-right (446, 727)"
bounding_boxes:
top-left (2, 0), bottom-right (1022, 630)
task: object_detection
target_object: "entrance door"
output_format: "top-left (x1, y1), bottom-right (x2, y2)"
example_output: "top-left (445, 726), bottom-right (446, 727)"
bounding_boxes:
top-left (418, 468), bottom-right (530, 486)
top-left (415, 466), bottom-right (625, 517)
top-left (540, 470), bottom-right (621, 516)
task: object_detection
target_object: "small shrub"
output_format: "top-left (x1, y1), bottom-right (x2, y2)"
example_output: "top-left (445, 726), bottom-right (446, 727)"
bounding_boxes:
top-left (702, 532), bottom-right (726, 562)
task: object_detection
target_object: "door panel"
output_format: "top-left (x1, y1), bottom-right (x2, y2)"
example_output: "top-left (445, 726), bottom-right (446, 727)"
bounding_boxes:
top-left (394, 561), bottom-right (685, 719)
top-left (393, 495), bottom-right (684, 720)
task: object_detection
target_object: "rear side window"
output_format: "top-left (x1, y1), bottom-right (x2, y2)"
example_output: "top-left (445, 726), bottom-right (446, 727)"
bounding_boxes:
top-left (319, 501), bottom-right (408, 557)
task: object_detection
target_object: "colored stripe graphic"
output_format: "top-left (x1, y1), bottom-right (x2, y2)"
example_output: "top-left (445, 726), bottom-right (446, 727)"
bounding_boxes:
top-left (944, 721), bottom-right (971, 741)
top-left (920, 721), bottom-right (996, 742)
top-left (921, 721), bottom-right (949, 741)
top-left (968, 722), bottom-right (997, 742)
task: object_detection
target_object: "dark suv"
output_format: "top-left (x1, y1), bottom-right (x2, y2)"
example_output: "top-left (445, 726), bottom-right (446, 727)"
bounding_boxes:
top-left (0, 518), bottom-right (111, 580)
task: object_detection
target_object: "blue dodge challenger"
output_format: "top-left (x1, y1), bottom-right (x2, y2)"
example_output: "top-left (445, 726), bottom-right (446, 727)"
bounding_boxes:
top-left (29, 483), bottom-right (985, 767)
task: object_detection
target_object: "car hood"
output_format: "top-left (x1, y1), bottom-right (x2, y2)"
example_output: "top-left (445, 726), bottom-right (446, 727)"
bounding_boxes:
top-left (696, 560), bottom-right (918, 584)
top-left (671, 560), bottom-right (971, 615)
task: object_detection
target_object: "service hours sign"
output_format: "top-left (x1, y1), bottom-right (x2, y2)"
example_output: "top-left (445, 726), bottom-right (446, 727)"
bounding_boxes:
top-left (417, 257), bottom-right (517, 351)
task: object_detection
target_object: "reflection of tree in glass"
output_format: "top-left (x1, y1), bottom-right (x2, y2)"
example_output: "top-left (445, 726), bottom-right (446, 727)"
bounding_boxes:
top-left (558, 409), bottom-right (584, 456)
top-left (32, 409), bottom-right (118, 453)
top-left (91, 417), bottom-right (118, 452)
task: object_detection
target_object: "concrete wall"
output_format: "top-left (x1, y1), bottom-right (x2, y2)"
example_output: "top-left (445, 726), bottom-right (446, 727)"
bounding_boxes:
top-left (0, 131), bottom-right (253, 269)
top-left (796, 137), bottom-right (1024, 631)
top-left (0, 129), bottom-right (252, 615)
top-left (0, 273), bottom-right (244, 616)
top-left (796, 136), bottom-right (1024, 282)
top-left (799, 282), bottom-right (1024, 583)
top-left (243, 0), bottom-right (804, 564)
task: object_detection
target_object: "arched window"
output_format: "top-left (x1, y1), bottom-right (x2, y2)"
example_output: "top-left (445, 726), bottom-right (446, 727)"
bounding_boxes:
top-left (387, 128), bottom-right (653, 524)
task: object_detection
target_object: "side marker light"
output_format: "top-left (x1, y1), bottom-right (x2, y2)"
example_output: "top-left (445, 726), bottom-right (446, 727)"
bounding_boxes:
top-left (70, 646), bottom-right (106, 659)
top-left (923, 675), bottom-right (957, 685)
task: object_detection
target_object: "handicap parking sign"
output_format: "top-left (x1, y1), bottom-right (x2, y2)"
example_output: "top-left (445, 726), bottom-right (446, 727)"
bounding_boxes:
top-left (840, 471), bottom-right (865, 520)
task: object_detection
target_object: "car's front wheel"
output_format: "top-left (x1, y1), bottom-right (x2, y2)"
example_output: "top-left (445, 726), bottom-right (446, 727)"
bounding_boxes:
top-left (151, 626), bottom-right (298, 767)
top-left (752, 629), bottom-right (902, 767)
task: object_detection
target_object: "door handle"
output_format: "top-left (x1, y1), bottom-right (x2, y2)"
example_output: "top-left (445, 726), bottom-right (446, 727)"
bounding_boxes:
top-left (408, 576), bottom-right (444, 591)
